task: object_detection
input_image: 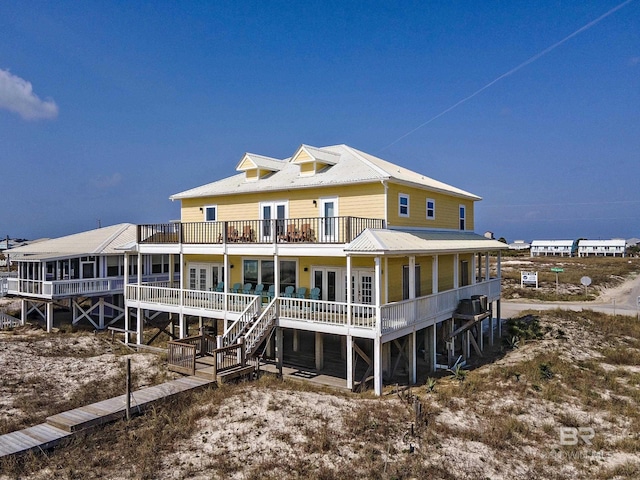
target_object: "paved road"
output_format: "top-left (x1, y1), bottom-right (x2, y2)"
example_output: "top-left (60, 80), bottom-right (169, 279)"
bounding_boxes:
top-left (501, 274), bottom-right (640, 319)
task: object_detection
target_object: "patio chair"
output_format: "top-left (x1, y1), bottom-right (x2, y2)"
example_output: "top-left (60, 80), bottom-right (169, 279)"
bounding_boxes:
top-left (241, 225), bottom-right (254, 242)
top-left (283, 285), bottom-right (295, 297)
top-left (309, 287), bottom-right (321, 300)
top-left (301, 223), bottom-right (315, 242)
top-left (253, 283), bottom-right (264, 298)
top-left (265, 285), bottom-right (276, 300)
top-left (227, 225), bottom-right (239, 242)
top-left (214, 281), bottom-right (224, 292)
top-left (242, 283), bottom-right (253, 295)
top-left (231, 282), bottom-right (242, 293)
top-left (295, 287), bottom-right (307, 299)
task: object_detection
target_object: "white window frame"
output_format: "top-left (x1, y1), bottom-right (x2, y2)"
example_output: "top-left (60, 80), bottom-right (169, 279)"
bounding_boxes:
top-left (398, 193), bottom-right (410, 217)
top-left (459, 205), bottom-right (466, 230)
top-left (426, 198), bottom-right (435, 220)
top-left (204, 205), bottom-right (217, 222)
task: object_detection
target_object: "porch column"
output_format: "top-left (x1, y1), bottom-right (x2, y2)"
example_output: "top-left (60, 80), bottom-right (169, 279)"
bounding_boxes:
top-left (497, 251), bottom-right (502, 279)
top-left (46, 301), bottom-right (54, 333)
top-left (124, 254), bottom-right (130, 343)
top-left (315, 332), bottom-right (324, 371)
top-left (137, 253), bottom-right (142, 285)
top-left (98, 298), bottom-right (105, 330)
top-left (432, 255), bottom-right (439, 294)
top-left (453, 254), bottom-right (459, 289)
top-left (346, 335), bottom-right (354, 390)
top-left (223, 252), bottom-right (229, 313)
top-left (471, 254), bottom-right (477, 285)
top-left (409, 331), bottom-right (417, 384)
top-left (408, 256), bottom-right (416, 299)
top-left (374, 256), bottom-right (383, 396)
top-left (274, 253), bottom-right (280, 298)
top-left (169, 254), bottom-right (175, 288)
top-left (485, 252), bottom-right (490, 281)
top-left (346, 255), bottom-right (352, 326)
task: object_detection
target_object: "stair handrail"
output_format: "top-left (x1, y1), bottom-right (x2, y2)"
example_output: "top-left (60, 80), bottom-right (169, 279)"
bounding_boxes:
top-left (244, 298), bottom-right (278, 355)
top-left (223, 295), bottom-right (261, 346)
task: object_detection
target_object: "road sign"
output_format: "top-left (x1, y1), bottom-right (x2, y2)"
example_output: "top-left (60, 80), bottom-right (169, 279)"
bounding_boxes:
top-left (551, 267), bottom-right (564, 273)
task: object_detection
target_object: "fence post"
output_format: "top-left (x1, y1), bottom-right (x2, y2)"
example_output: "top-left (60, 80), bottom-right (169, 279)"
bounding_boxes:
top-left (126, 358), bottom-right (131, 421)
top-left (239, 336), bottom-right (246, 366)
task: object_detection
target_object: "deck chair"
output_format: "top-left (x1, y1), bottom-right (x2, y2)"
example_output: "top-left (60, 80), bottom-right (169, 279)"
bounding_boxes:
top-left (242, 283), bottom-right (253, 295)
top-left (265, 284), bottom-right (276, 300)
top-left (301, 223), bottom-right (314, 242)
top-left (253, 284), bottom-right (264, 297)
top-left (231, 282), bottom-right (242, 293)
top-left (227, 225), bottom-right (239, 242)
top-left (241, 225), bottom-right (254, 242)
top-left (309, 287), bottom-right (321, 300)
top-left (295, 287), bottom-right (307, 299)
top-left (283, 285), bottom-right (295, 297)
top-left (214, 281), bottom-right (224, 292)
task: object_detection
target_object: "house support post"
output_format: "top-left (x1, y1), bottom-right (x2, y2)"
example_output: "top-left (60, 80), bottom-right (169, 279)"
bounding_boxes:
top-left (179, 312), bottom-right (187, 339)
top-left (426, 324), bottom-right (436, 372)
top-left (346, 335), bottom-right (353, 390)
top-left (293, 330), bottom-right (299, 352)
top-left (46, 301), bottom-right (54, 333)
top-left (315, 332), bottom-right (324, 371)
top-left (496, 300), bottom-right (502, 338)
top-left (275, 327), bottom-right (283, 377)
top-left (488, 312), bottom-right (494, 347)
top-left (374, 336), bottom-right (382, 396)
top-left (136, 306), bottom-right (143, 345)
top-left (409, 331), bottom-right (417, 384)
top-left (21, 298), bottom-right (27, 325)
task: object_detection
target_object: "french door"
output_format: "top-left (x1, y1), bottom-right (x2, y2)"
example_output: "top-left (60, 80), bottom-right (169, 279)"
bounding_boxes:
top-left (350, 269), bottom-right (375, 305)
top-left (188, 263), bottom-right (223, 291)
top-left (319, 197), bottom-right (338, 242)
top-left (260, 201), bottom-right (288, 242)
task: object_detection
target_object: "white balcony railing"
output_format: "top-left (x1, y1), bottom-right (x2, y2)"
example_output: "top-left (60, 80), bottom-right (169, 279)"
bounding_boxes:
top-left (127, 278), bottom-right (501, 336)
top-left (7, 274), bottom-right (178, 299)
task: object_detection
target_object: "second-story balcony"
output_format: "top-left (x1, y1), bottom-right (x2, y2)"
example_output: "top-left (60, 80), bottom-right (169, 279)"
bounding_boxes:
top-left (138, 217), bottom-right (385, 246)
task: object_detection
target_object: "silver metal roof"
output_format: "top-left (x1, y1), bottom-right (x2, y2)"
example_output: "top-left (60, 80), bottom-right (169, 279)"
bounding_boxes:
top-left (7, 223), bottom-right (137, 261)
top-left (170, 144), bottom-right (481, 201)
top-left (346, 229), bottom-right (509, 255)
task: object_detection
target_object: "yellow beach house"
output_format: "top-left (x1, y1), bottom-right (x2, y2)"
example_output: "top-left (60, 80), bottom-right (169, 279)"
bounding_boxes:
top-left (124, 144), bottom-right (507, 395)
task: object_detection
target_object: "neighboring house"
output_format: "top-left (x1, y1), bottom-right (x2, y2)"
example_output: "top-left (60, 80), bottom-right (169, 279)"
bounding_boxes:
top-left (127, 144), bottom-right (508, 395)
top-left (530, 240), bottom-right (577, 257)
top-left (508, 240), bottom-right (530, 251)
top-left (6, 223), bottom-right (178, 331)
top-left (577, 239), bottom-right (626, 257)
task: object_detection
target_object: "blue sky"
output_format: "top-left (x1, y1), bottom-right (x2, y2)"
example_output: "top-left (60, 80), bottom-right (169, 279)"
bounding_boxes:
top-left (1, 1), bottom-right (638, 242)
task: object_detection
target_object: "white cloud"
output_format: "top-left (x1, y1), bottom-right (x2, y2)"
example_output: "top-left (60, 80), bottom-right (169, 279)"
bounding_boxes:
top-left (0, 68), bottom-right (59, 120)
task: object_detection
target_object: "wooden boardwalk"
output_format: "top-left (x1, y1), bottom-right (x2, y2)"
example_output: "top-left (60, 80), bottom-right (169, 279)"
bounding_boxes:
top-left (0, 375), bottom-right (214, 458)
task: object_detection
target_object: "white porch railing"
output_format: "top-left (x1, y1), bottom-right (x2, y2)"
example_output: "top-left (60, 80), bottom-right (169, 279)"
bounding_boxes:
top-left (224, 295), bottom-right (262, 346)
top-left (127, 278), bottom-right (501, 336)
top-left (7, 274), bottom-right (177, 299)
top-left (380, 279), bottom-right (501, 334)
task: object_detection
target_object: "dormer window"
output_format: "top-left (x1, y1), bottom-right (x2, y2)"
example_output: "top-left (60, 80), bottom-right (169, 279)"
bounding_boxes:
top-left (235, 153), bottom-right (284, 181)
top-left (291, 144), bottom-right (339, 176)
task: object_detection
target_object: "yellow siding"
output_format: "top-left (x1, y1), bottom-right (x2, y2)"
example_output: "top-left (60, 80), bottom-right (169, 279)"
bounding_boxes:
top-left (438, 255), bottom-right (455, 291)
top-left (300, 162), bottom-right (315, 175)
top-left (459, 253), bottom-right (473, 286)
top-left (237, 156), bottom-right (256, 170)
top-left (245, 169), bottom-right (259, 181)
top-left (292, 149), bottom-right (312, 163)
top-left (181, 183), bottom-right (385, 222)
top-left (386, 182), bottom-right (476, 230)
top-left (385, 256), bottom-right (435, 302)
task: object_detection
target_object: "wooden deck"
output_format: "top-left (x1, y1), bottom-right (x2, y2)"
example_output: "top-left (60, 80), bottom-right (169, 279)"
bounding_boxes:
top-left (0, 375), bottom-right (214, 459)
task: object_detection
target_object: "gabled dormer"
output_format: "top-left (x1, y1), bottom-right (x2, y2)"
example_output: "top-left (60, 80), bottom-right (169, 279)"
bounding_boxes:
top-left (291, 144), bottom-right (340, 176)
top-left (235, 153), bottom-right (285, 182)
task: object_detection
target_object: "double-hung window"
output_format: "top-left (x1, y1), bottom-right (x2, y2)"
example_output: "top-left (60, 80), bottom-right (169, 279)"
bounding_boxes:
top-left (399, 194), bottom-right (410, 217)
top-left (426, 199), bottom-right (435, 220)
top-left (459, 205), bottom-right (466, 230)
